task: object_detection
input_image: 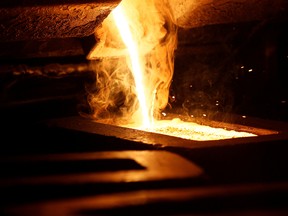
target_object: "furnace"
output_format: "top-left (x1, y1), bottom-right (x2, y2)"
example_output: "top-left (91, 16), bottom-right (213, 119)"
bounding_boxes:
top-left (0, 0), bottom-right (288, 216)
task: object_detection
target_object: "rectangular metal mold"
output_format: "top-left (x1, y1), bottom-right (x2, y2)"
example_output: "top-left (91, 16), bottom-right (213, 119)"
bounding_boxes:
top-left (46, 115), bottom-right (288, 149)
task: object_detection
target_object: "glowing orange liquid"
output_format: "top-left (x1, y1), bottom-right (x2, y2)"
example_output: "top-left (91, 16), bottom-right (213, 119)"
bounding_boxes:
top-left (124, 118), bottom-right (256, 141)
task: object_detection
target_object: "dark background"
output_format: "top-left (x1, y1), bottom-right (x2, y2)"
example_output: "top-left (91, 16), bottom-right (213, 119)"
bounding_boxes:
top-left (170, 19), bottom-right (288, 123)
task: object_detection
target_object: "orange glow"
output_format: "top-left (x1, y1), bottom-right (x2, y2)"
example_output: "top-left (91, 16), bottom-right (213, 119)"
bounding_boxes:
top-left (87, 0), bottom-right (257, 141)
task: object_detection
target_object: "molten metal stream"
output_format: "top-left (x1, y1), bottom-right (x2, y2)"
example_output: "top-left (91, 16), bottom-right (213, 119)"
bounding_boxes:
top-left (112, 5), bottom-right (151, 128)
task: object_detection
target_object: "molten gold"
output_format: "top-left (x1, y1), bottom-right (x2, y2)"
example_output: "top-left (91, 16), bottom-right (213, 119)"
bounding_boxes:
top-left (125, 118), bottom-right (257, 141)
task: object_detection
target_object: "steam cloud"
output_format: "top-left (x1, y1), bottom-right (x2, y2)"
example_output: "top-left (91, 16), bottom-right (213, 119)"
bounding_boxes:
top-left (86, 0), bottom-right (177, 125)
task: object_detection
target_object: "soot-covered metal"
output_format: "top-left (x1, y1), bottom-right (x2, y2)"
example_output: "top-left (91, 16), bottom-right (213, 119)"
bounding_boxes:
top-left (1, 0), bottom-right (288, 215)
